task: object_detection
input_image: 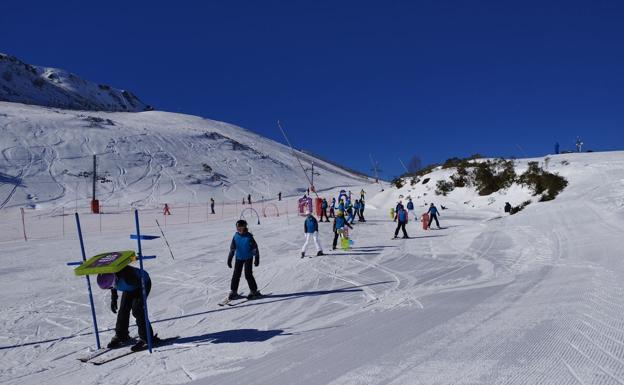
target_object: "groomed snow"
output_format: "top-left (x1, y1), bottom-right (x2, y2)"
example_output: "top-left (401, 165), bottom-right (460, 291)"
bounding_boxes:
top-left (2, 151), bottom-right (624, 384)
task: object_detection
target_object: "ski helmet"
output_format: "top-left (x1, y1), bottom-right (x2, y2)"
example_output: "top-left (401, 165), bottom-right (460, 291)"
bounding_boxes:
top-left (97, 273), bottom-right (115, 290)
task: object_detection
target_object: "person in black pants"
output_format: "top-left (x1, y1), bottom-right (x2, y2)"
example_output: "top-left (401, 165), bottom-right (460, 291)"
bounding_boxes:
top-left (210, 198), bottom-right (215, 214)
top-left (394, 207), bottom-right (409, 239)
top-left (320, 198), bottom-right (330, 222)
top-left (427, 203), bottom-right (441, 229)
top-left (227, 220), bottom-right (261, 300)
top-left (97, 265), bottom-right (158, 350)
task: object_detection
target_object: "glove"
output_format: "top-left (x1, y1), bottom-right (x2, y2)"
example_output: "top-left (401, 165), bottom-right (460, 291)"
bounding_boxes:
top-left (254, 256), bottom-right (259, 267)
top-left (227, 256), bottom-right (233, 269)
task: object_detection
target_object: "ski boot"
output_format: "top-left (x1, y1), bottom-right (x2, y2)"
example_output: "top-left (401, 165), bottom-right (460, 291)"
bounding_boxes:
top-left (247, 291), bottom-right (262, 300)
top-left (107, 334), bottom-right (132, 349)
top-left (301, 252), bottom-right (305, 258)
top-left (317, 251), bottom-right (324, 256)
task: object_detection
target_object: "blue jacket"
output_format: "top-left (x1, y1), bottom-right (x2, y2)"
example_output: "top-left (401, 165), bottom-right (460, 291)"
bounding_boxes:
top-left (397, 209), bottom-right (408, 223)
top-left (334, 216), bottom-right (352, 231)
top-left (304, 215), bottom-right (319, 233)
top-left (407, 201), bottom-right (414, 210)
top-left (353, 201), bottom-right (361, 210)
top-left (338, 202), bottom-right (345, 212)
top-left (428, 206), bottom-right (439, 216)
top-left (114, 266), bottom-right (150, 293)
top-left (321, 201), bottom-right (328, 209)
top-left (395, 203), bottom-right (404, 212)
top-left (229, 232), bottom-right (259, 261)
top-left (331, 199), bottom-right (336, 209)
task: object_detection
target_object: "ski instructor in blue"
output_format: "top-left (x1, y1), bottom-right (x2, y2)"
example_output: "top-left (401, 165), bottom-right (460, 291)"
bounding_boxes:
top-left (227, 219), bottom-right (261, 300)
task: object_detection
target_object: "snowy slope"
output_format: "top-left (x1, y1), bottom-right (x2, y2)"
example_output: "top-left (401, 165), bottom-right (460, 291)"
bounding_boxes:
top-left (0, 101), bottom-right (371, 209)
top-left (1, 151), bottom-right (623, 385)
top-left (0, 53), bottom-right (149, 112)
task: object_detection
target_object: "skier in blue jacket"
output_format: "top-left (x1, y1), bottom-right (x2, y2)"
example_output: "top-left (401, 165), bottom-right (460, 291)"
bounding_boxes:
top-left (97, 265), bottom-right (159, 350)
top-left (394, 207), bottom-right (409, 239)
top-left (353, 199), bottom-right (362, 222)
top-left (302, 211), bottom-right (323, 258)
top-left (320, 198), bottom-right (330, 222)
top-left (406, 198), bottom-right (415, 220)
top-left (329, 198), bottom-right (336, 218)
top-left (427, 203), bottom-right (441, 229)
top-left (227, 220), bottom-right (261, 300)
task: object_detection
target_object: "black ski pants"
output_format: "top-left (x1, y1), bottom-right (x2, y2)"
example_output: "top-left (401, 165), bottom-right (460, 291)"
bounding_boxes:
top-left (230, 259), bottom-right (258, 294)
top-left (394, 221), bottom-right (408, 238)
top-left (320, 209), bottom-right (329, 222)
top-left (428, 214), bottom-right (440, 228)
top-left (116, 281), bottom-right (152, 341)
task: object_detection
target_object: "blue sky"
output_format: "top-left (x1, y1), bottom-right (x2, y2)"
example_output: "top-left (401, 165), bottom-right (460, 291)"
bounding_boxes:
top-left (2, 0), bottom-right (623, 179)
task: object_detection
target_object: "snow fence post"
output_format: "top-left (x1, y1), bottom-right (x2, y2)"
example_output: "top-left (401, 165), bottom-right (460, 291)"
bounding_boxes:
top-left (75, 213), bottom-right (101, 349)
top-left (133, 209), bottom-right (153, 353)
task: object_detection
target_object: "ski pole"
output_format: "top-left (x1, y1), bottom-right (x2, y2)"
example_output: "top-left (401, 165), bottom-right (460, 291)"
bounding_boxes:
top-left (155, 219), bottom-right (175, 260)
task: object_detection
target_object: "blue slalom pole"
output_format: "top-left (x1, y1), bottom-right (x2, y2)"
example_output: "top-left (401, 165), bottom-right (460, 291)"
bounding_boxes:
top-left (133, 209), bottom-right (153, 353)
top-left (75, 213), bottom-right (101, 350)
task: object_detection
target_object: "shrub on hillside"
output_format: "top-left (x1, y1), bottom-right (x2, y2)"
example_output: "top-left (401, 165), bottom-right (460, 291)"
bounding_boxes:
top-left (510, 200), bottom-right (531, 215)
top-left (391, 176), bottom-right (404, 189)
top-left (473, 159), bottom-right (516, 196)
top-left (450, 163), bottom-right (470, 187)
top-left (518, 161), bottom-right (568, 201)
top-left (435, 180), bottom-right (454, 196)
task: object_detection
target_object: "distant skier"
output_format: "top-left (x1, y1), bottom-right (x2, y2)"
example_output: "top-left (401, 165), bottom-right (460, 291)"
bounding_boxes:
top-left (242, 197), bottom-right (246, 205)
top-left (329, 197), bottom-right (336, 218)
top-left (247, 194), bottom-right (252, 205)
top-left (504, 202), bottom-right (511, 213)
top-left (163, 203), bottom-right (171, 216)
top-left (427, 203), bottom-right (441, 229)
top-left (278, 192), bottom-right (282, 201)
top-left (210, 198), bottom-right (215, 214)
top-left (359, 199), bottom-right (366, 222)
top-left (353, 199), bottom-right (362, 222)
top-left (302, 211), bottom-right (323, 258)
top-left (97, 266), bottom-right (159, 351)
top-left (227, 220), bottom-right (261, 300)
top-left (394, 201), bottom-right (404, 221)
top-left (332, 211), bottom-right (353, 250)
top-left (346, 201), bottom-right (355, 225)
top-left (393, 206), bottom-right (409, 239)
top-left (406, 198), bottom-right (415, 219)
top-left (360, 189), bottom-right (365, 200)
top-left (320, 198), bottom-right (330, 222)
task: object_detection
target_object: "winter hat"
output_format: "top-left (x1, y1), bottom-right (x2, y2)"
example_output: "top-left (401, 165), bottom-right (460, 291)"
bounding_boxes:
top-left (97, 273), bottom-right (115, 290)
top-left (236, 219), bottom-right (248, 228)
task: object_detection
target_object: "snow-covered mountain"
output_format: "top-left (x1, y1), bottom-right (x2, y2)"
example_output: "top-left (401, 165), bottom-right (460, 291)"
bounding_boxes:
top-left (0, 101), bottom-right (370, 209)
top-left (0, 53), bottom-right (150, 112)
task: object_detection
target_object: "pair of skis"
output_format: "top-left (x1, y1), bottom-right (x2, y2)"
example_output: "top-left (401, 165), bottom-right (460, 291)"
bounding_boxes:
top-left (78, 336), bottom-right (179, 365)
top-left (218, 292), bottom-right (272, 307)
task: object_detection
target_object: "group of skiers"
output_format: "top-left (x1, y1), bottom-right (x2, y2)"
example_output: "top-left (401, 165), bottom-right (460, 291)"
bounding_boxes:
top-left (393, 198), bottom-right (442, 239)
top-left (94, 188), bottom-right (443, 353)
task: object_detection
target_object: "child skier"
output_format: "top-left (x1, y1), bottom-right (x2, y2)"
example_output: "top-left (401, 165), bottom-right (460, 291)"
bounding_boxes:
top-left (427, 203), bottom-right (441, 229)
top-left (359, 199), bottom-right (366, 222)
top-left (353, 199), bottom-right (362, 222)
top-left (227, 220), bottom-right (261, 300)
top-left (329, 197), bottom-right (336, 218)
top-left (302, 211), bottom-right (323, 257)
top-left (394, 206), bottom-right (409, 239)
top-left (320, 198), bottom-right (330, 222)
top-left (332, 211), bottom-right (353, 250)
top-left (406, 198), bottom-right (414, 219)
top-left (97, 265), bottom-right (159, 351)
